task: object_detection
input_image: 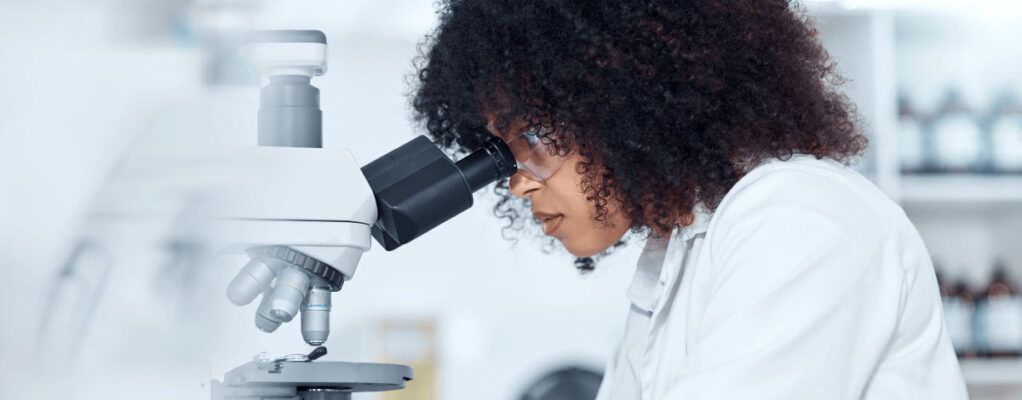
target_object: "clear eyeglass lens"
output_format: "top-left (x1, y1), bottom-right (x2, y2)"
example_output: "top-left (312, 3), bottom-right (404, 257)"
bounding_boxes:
top-left (506, 129), bottom-right (565, 181)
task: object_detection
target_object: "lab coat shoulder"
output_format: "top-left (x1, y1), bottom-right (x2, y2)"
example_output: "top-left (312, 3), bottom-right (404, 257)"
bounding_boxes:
top-left (710, 156), bottom-right (897, 253)
top-left (667, 157), bottom-right (910, 398)
top-left (706, 156), bottom-right (899, 290)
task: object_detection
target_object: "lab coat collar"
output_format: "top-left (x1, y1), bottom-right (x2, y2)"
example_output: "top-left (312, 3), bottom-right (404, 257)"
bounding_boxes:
top-left (627, 232), bottom-right (671, 314)
top-left (627, 205), bottom-right (713, 313)
top-left (679, 204), bottom-right (712, 241)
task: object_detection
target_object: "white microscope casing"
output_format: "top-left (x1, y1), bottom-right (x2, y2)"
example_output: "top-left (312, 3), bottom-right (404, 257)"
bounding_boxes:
top-left (212, 145), bottom-right (378, 281)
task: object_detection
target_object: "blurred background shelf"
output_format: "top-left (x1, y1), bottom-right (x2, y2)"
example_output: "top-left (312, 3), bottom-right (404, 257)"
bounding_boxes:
top-left (960, 358), bottom-right (1022, 385)
top-left (901, 175), bottom-right (1022, 205)
top-left (962, 358), bottom-right (1022, 400)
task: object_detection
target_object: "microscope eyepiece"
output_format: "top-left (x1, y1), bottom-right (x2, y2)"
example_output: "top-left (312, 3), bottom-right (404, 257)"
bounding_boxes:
top-left (361, 136), bottom-right (518, 251)
top-left (455, 137), bottom-right (517, 192)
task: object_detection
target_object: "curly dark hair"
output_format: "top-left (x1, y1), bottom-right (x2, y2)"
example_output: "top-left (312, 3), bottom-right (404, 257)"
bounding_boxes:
top-left (411, 0), bottom-right (866, 246)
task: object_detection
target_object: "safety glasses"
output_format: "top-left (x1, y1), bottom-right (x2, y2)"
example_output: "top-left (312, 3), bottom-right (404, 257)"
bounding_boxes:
top-left (503, 128), bottom-right (567, 182)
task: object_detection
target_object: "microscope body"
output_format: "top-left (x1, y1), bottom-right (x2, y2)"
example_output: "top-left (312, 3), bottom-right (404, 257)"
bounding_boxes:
top-left (224, 29), bottom-right (514, 347)
top-left (214, 29), bottom-right (513, 398)
top-left (218, 146), bottom-right (377, 279)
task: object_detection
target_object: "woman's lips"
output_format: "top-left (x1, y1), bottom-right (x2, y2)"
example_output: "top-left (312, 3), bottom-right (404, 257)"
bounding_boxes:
top-left (541, 214), bottom-right (565, 235)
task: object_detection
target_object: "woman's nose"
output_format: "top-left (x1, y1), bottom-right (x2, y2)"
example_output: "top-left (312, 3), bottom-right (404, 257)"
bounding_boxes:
top-left (508, 172), bottom-right (542, 198)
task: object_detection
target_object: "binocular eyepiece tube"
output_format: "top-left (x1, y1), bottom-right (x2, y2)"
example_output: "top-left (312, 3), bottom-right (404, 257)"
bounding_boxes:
top-left (362, 135), bottom-right (516, 251)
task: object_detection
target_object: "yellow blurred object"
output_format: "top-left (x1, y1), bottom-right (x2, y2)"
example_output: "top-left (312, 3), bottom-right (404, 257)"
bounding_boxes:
top-left (380, 318), bottom-right (437, 400)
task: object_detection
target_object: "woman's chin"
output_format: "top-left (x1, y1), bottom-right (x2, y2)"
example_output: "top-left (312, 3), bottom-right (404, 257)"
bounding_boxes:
top-left (555, 222), bottom-right (630, 258)
top-left (561, 239), bottom-right (605, 258)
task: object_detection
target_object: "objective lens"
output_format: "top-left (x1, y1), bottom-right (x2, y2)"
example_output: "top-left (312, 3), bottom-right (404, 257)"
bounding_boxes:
top-left (268, 267), bottom-right (310, 322)
top-left (226, 259), bottom-right (276, 306)
top-left (301, 286), bottom-right (332, 346)
top-left (255, 288), bottom-right (282, 332)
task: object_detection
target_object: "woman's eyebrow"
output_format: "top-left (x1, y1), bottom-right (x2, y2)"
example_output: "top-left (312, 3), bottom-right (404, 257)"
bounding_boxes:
top-left (485, 119), bottom-right (520, 141)
top-left (483, 122), bottom-right (508, 140)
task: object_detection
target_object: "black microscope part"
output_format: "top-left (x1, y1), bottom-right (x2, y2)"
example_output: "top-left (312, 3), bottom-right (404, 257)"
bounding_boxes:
top-left (362, 135), bottom-right (517, 251)
top-left (306, 346), bottom-right (328, 361)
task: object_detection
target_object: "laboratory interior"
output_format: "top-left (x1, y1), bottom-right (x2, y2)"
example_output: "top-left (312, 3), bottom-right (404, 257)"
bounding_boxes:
top-left (2, 0), bottom-right (1022, 399)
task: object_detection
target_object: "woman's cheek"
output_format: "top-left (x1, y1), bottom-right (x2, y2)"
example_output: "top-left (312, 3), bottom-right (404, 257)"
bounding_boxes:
top-left (557, 220), bottom-right (599, 257)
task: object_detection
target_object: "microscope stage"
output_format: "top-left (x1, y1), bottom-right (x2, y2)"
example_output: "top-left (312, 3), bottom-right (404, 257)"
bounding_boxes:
top-left (215, 360), bottom-right (413, 399)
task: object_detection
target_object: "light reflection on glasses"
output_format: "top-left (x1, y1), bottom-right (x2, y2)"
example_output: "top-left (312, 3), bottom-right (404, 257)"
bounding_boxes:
top-left (504, 128), bottom-right (567, 181)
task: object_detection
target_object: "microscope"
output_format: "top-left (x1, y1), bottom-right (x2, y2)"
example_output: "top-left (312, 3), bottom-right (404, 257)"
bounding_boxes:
top-left (211, 30), bottom-right (516, 399)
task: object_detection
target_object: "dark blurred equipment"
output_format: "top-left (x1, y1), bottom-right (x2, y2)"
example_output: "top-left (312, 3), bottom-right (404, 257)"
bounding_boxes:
top-left (974, 263), bottom-right (1022, 357)
top-left (938, 261), bottom-right (1022, 359)
top-left (519, 367), bottom-right (603, 400)
top-left (943, 273), bottom-right (977, 358)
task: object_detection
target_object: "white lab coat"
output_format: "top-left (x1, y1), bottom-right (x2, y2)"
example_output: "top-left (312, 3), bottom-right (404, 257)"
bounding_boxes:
top-left (595, 155), bottom-right (968, 399)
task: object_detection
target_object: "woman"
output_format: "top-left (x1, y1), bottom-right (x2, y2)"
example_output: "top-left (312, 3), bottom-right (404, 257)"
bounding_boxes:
top-left (412, 0), bottom-right (967, 398)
